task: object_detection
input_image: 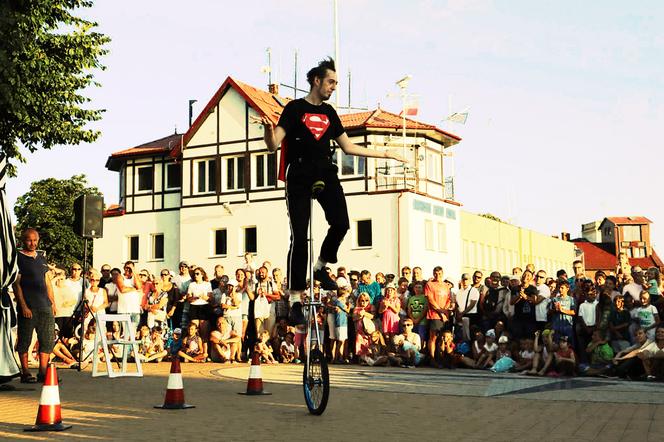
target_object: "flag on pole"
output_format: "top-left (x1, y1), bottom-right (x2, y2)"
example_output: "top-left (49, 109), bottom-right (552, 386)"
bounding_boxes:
top-left (446, 111), bottom-right (468, 124)
top-left (399, 97), bottom-right (419, 117)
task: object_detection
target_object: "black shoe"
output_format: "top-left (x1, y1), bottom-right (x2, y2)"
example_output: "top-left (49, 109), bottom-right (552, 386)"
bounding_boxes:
top-left (313, 268), bottom-right (337, 291)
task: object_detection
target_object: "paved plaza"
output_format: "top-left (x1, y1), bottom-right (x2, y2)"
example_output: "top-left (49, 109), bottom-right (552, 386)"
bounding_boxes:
top-left (1, 362), bottom-right (663, 441)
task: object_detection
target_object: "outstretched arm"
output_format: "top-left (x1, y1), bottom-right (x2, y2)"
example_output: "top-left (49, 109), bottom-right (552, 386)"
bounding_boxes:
top-left (336, 133), bottom-right (407, 162)
top-left (258, 115), bottom-right (285, 153)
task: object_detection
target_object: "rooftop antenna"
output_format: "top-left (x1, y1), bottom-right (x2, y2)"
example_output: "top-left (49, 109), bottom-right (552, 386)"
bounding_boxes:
top-left (333, 0), bottom-right (340, 109)
top-left (260, 47), bottom-right (272, 87)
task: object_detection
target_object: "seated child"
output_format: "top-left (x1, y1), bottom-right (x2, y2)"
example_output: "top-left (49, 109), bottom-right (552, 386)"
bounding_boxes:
top-left (255, 330), bottom-right (278, 364)
top-left (280, 332), bottom-right (300, 363)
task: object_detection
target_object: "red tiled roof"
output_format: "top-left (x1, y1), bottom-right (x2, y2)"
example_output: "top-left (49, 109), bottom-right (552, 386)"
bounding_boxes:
top-left (103, 204), bottom-right (124, 217)
top-left (106, 133), bottom-right (182, 171)
top-left (603, 216), bottom-right (652, 225)
top-left (630, 251), bottom-right (664, 269)
top-left (573, 241), bottom-right (617, 270)
top-left (340, 109), bottom-right (462, 142)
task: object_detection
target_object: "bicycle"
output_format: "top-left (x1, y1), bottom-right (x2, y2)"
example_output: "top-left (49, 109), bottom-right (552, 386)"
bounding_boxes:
top-left (301, 180), bottom-right (330, 415)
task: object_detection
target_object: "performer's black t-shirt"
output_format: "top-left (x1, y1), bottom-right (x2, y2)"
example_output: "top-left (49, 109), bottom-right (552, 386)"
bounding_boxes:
top-left (277, 99), bottom-right (345, 167)
top-left (17, 252), bottom-right (51, 311)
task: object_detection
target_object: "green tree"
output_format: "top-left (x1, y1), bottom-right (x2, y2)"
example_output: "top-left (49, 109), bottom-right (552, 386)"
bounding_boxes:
top-left (0, 0), bottom-right (110, 176)
top-left (478, 213), bottom-right (510, 224)
top-left (14, 174), bottom-right (102, 268)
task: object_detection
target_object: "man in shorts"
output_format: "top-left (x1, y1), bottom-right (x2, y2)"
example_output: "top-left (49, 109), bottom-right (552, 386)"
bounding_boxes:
top-left (13, 228), bottom-right (56, 383)
top-left (424, 266), bottom-right (451, 363)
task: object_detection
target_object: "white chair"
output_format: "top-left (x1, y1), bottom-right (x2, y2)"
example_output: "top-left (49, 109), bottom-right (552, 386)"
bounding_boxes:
top-left (92, 313), bottom-right (143, 378)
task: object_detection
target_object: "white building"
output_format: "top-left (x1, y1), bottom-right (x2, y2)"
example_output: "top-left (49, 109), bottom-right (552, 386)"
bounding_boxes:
top-left (94, 77), bottom-right (463, 278)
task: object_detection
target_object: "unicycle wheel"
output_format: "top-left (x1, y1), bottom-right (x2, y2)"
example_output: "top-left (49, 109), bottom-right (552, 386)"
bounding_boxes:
top-left (303, 348), bottom-right (329, 415)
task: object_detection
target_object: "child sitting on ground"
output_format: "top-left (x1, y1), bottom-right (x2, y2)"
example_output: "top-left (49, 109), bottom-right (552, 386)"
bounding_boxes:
top-left (143, 326), bottom-right (168, 362)
top-left (476, 329), bottom-right (498, 369)
top-left (178, 323), bottom-right (206, 363)
top-left (255, 330), bottom-right (278, 364)
top-left (280, 332), bottom-right (300, 363)
top-left (513, 338), bottom-right (535, 372)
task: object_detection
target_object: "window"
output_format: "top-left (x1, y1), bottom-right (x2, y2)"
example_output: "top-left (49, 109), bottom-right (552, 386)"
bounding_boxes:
top-left (255, 153), bottom-right (276, 188)
top-left (226, 156), bottom-right (245, 191)
top-left (212, 229), bottom-right (227, 256)
top-left (194, 159), bottom-right (216, 194)
top-left (437, 222), bottom-right (447, 252)
top-left (424, 220), bottom-right (434, 251)
top-left (357, 219), bottom-right (372, 248)
top-left (340, 151), bottom-right (366, 176)
top-left (151, 234), bottom-right (164, 260)
top-left (128, 236), bottom-right (139, 261)
top-left (137, 166), bottom-right (153, 191)
top-left (622, 225), bottom-right (641, 242)
top-left (243, 226), bottom-right (257, 254)
top-left (166, 163), bottom-right (182, 189)
top-left (633, 247), bottom-right (646, 258)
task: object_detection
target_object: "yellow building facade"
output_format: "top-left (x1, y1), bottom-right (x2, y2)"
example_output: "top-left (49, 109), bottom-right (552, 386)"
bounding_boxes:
top-left (460, 211), bottom-right (576, 277)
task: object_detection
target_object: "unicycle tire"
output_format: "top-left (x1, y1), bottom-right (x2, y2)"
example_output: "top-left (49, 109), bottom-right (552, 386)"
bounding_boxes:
top-left (303, 348), bottom-right (329, 415)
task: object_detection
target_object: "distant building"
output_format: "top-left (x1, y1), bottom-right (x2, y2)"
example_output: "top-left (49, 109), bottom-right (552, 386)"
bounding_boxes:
top-left (574, 216), bottom-right (663, 277)
top-left (93, 76), bottom-right (576, 280)
top-left (460, 213), bottom-right (575, 277)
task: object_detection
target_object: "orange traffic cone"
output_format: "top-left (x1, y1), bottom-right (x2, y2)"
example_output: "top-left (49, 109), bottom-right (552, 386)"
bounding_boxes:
top-left (24, 363), bottom-right (71, 432)
top-left (238, 352), bottom-right (271, 395)
top-left (154, 357), bottom-right (195, 409)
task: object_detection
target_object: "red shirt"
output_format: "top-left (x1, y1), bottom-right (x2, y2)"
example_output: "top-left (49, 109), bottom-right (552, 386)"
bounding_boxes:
top-left (425, 280), bottom-right (450, 321)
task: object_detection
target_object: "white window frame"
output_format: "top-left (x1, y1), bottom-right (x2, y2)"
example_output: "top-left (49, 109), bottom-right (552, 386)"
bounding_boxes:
top-left (224, 156), bottom-right (245, 192)
top-left (150, 233), bottom-right (164, 261)
top-left (426, 151), bottom-right (442, 182)
top-left (165, 163), bottom-right (182, 190)
top-left (437, 222), bottom-right (447, 253)
top-left (136, 165), bottom-right (154, 193)
top-left (424, 219), bottom-right (434, 251)
top-left (242, 226), bottom-right (257, 255)
top-left (355, 219), bottom-right (373, 249)
top-left (211, 228), bottom-right (228, 257)
top-left (253, 152), bottom-right (277, 189)
top-left (337, 150), bottom-right (366, 177)
top-left (193, 158), bottom-right (216, 195)
top-left (127, 235), bottom-right (139, 261)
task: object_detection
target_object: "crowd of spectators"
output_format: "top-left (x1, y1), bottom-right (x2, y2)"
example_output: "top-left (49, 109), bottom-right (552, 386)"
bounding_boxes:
top-left (16, 251), bottom-right (664, 381)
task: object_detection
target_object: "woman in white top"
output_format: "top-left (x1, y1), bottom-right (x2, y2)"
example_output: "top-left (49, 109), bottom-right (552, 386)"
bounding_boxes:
top-left (116, 262), bottom-right (142, 335)
top-left (83, 269), bottom-right (109, 332)
top-left (235, 268), bottom-right (255, 342)
top-left (187, 267), bottom-right (212, 342)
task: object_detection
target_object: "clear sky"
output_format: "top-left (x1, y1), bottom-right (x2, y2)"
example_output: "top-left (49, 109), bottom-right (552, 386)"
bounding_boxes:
top-left (7, 0), bottom-right (663, 252)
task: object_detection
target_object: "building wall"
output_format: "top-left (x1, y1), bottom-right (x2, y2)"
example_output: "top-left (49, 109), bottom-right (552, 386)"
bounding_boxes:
top-left (92, 210), bottom-right (180, 275)
top-left (460, 211), bottom-right (575, 277)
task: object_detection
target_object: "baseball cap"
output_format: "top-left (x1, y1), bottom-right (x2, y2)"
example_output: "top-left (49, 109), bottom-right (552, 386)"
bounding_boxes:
top-left (443, 278), bottom-right (455, 286)
top-left (227, 278), bottom-right (239, 286)
top-left (498, 336), bottom-right (508, 344)
top-left (631, 266), bottom-right (643, 274)
top-left (385, 282), bottom-right (398, 289)
top-left (486, 329), bottom-right (496, 338)
top-left (335, 277), bottom-right (351, 289)
top-left (173, 328), bottom-right (182, 335)
top-left (178, 261), bottom-right (189, 267)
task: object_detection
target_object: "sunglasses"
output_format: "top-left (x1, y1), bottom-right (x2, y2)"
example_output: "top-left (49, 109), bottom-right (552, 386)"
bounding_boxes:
top-left (139, 274), bottom-right (148, 277)
top-left (101, 268), bottom-right (111, 272)
top-left (89, 278), bottom-right (99, 282)
top-left (536, 275), bottom-right (545, 279)
top-left (71, 267), bottom-right (82, 271)
top-left (161, 273), bottom-right (170, 277)
top-left (194, 272), bottom-right (202, 276)
top-left (404, 323), bottom-right (413, 327)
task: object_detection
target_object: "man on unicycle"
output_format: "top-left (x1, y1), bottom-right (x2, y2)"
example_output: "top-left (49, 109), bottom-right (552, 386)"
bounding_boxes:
top-left (260, 57), bottom-right (405, 297)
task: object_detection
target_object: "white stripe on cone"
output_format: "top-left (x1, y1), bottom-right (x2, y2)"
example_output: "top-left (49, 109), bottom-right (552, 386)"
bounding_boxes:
top-left (39, 385), bottom-right (61, 406)
top-left (166, 373), bottom-right (183, 390)
top-left (249, 365), bottom-right (261, 379)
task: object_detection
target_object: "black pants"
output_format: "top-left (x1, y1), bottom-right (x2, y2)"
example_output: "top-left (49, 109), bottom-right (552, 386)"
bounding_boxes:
top-left (285, 160), bottom-right (349, 291)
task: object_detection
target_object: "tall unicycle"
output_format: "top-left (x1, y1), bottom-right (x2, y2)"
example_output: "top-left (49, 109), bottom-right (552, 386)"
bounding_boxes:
top-left (302, 180), bottom-right (330, 415)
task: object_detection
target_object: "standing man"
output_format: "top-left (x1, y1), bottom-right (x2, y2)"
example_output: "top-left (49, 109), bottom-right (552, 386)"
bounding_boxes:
top-left (260, 58), bottom-right (405, 295)
top-left (13, 228), bottom-right (55, 383)
top-left (424, 266), bottom-right (451, 363)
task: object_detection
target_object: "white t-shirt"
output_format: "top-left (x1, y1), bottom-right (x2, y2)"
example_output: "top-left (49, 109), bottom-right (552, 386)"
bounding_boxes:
top-left (457, 287), bottom-right (480, 315)
top-left (84, 288), bottom-right (106, 312)
top-left (641, 340), bottom-right (664, 355)
top-left (535, 284), bottom-right (551, 322)
top-left (631, 305), bottom-right (659, 340)
top-left (188, 281), bottom-right (212, 306)
top-left (622, 283), bottom-right (643, 302)
top-left (53, 281), bottom-right (80, 318)
top-left (578, 299), bottom-right (598, 326)
top-left (118, 277), bottom-right (142, 314)
top-left (220, 290), bottom-right (242, 319)
top-left (609, 290), bottom-right (622, 301)
top-left (105, 282), bottom-right (119, 312)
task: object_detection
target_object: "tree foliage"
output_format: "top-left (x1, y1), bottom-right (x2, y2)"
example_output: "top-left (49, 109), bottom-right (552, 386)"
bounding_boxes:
top-left (0, 0), bottom-right (110, 176)
top-left (14, 174), bottom-right (102, 268)
top-left (478, 213), bottom-right (510, 224)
